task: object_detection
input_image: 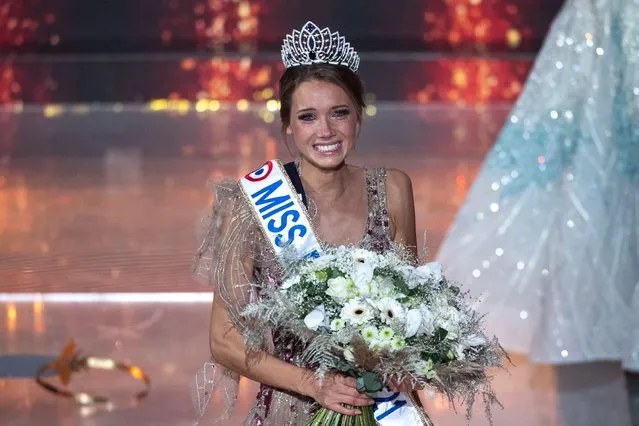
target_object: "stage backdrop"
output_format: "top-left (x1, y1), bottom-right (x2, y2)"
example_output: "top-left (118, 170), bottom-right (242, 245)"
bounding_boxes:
top-left (0, 0), bottom-right (563, 103)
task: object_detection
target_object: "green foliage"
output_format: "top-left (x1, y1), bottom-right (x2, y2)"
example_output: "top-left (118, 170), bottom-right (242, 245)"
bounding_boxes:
top-left (356, 372), bottom-right (384, 393)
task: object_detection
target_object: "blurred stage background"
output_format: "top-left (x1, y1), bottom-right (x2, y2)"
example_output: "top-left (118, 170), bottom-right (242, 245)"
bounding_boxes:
top-left (4, 1), bottom-right (634, 426)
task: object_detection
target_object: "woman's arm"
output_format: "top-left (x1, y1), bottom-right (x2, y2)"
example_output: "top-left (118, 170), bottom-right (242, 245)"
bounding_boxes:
top-left (386, 168), bottom-right (418, 260)
top-left (209, 256), bottom-right (373, 415)
top-left (385, 169), bottom-right (422, 393)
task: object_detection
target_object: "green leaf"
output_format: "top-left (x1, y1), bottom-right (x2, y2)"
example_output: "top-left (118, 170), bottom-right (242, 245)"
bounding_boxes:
top-left (393, 277), bottom-right (409, 295)
top-left (356, 372), bottom-right (383, 393)
top-left (336, 359), bottom-right (351, 373)
top-left (421, 351), bottom-right (443, 364)
top-left (434, 327), bottom-right (448, 342)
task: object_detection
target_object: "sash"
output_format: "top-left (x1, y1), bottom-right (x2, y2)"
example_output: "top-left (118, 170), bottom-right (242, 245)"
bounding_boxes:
top-left (240, 159), bottom-right (427, 426)
top-left (239, 160), bottom-right (321, 260)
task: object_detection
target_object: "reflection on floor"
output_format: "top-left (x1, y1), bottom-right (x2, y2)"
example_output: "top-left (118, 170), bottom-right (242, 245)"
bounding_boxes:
top-left (0, 104), bottom-right (635, 425)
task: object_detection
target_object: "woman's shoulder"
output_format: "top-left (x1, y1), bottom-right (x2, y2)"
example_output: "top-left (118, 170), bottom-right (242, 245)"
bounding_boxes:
top-left (384, 168), bottom-right (413, 190)
top-left (362, 165), bottom-right (413, 194)
top-left (386, 169), bottom-right (414, 206)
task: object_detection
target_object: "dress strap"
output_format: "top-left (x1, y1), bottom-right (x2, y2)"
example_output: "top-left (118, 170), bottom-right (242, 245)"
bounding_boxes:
top-left (364, 168), bottom-right (392, 252)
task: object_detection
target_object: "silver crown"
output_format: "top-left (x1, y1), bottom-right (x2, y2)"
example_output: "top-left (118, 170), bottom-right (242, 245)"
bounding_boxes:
top-left (281, 21), bottom-right (360, 72)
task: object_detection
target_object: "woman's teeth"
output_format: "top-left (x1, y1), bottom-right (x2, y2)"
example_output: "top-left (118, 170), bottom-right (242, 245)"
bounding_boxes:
top-left (314, 142), bottom-right (340, 152)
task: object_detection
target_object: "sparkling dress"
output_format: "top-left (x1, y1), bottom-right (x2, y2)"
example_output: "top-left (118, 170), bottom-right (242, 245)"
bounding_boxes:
top-left (436, 0), bottom-right (639, 372)
top-left (191, 166), bottom-right (393, 425)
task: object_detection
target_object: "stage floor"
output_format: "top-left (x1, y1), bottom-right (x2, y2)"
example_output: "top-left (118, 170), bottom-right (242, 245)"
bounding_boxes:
top-left (0, 103), bottom-right (635, 425)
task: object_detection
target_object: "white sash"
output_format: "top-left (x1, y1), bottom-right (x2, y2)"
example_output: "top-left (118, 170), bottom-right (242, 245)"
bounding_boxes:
top-left (241, 160), bottom-right (427, 426)
top-left (239, 160), bottom-right (321, 260)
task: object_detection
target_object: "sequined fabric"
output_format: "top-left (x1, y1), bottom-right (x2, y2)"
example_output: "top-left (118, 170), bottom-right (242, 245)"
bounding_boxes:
top-left (436, 0), bottom-right (639, 372)
top-left (191, 166), bottom-right (393, 425)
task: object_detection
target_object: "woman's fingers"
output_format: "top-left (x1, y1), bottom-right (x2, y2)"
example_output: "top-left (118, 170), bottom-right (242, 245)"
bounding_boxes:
top-left (339, 393), bottom-right (374, 407)
top-left (328, 402), bottom-right (361, 416)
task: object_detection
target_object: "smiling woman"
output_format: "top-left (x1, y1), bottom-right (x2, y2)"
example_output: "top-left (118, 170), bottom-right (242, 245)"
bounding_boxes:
top-left (191, 21), bottom-right (423, 426)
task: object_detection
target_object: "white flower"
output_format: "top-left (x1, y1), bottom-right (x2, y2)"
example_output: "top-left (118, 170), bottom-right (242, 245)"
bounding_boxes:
top-left (379, 327), bottom-right (395, 341)
top-left (423, 262), bottom-right (443, 282)
top-left (330, 318), bottom-right (345, 331)
top-left (408, 262), bottom-right (444, 288)
top-left (435, 306), bottom-right (462, 339)
top-left (404, 309), bottom-right (422, 338)
top-left (351, 249), bottom-right (377, 291)
top-left (377, 298), bottom-right (405, 325)
top-left (304, 305), bottom-right (328, 331)
top-left (326, 276), bottom-right (354, 301)
top-left (351, 263), bottom-right (374, 292)
top-left (463, 333), bottom-right (487, 347)
top-left (361, 325), bottom-right (379, 342)
top-left (390, 335), bottom-right (406, 351)
top-left (454, 333), bottom-right (487, 360)
top-left (418, 305), bottom-right (436, 335)
top-left (367, 339), bottom-right (384, 351)
top-left (341, 299), bottom-right (373, 325)
top-left (352, 248), bottom-right (378, 265)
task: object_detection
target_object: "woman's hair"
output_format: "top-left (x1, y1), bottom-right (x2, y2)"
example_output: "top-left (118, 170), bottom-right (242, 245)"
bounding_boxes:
top-left (278, 64), bottom-right (366, 139)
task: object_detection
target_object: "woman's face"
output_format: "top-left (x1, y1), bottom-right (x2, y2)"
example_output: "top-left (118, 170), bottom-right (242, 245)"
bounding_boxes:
top-left (287, 79), bottom-right (359, 170)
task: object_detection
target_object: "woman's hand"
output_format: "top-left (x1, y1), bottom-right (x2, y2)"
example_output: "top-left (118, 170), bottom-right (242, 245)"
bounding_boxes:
top-left (303, 373), bottom-right (374, 415)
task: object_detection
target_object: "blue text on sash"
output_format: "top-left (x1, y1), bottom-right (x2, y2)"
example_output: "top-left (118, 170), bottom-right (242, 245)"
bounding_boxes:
top-left (251, 179), bottom-right (308, 248)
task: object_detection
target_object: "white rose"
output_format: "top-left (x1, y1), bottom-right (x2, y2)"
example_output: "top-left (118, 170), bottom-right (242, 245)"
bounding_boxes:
top-left (412, 262), bottom-right (443, 287)
top-left (326, 277), bottom-right (352, 300)
top-left (436, 306), bottom-right (462, 339)
top-left (304, 305), bottom-right (328, 331)
top-left (404, 309), bottom-right (422, 338)
top-left (418, 305), bottom-right (436, 335)
top-left (352, 262), bottom-right (374, 292)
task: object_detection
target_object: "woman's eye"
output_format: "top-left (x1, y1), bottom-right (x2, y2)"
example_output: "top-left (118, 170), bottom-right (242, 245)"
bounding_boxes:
top-left (298, 113), bottom-right (315, 121)
top-left (333, 109), bottom-right (350, 117)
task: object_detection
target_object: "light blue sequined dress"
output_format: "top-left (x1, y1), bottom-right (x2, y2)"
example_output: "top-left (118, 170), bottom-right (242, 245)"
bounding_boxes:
top-left (436, 0), bottom-right (639, 372)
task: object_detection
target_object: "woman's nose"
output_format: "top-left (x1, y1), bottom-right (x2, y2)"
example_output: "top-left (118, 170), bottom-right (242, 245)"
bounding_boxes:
top-left (317, 117), bottom-right (333, 137)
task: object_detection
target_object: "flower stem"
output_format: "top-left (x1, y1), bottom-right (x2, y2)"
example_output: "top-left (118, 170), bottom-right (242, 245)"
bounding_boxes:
top-left (306, 405), bottom-right (376, 426)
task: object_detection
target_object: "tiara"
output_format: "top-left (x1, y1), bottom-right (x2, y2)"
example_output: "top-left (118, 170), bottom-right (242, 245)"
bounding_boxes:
top-left (281, 21), bottom-right (360, 73)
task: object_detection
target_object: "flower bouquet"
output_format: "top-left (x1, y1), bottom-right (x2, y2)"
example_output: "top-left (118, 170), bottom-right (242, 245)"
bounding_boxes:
top-left (242, 247), bottom-right (504, 425)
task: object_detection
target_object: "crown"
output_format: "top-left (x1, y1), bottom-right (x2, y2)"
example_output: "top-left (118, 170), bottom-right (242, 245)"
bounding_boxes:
top-left (281, 21), bottom-right (360, 73)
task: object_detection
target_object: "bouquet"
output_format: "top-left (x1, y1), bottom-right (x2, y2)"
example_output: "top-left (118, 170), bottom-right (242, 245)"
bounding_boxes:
top-left (242, 246), bottom-right (505, 425)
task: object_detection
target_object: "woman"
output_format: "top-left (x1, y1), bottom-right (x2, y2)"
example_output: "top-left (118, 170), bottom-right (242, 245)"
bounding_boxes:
top-left (192, 21), bottom-right (419, 425)
top-left (436, 0), bottom-right (638, 424)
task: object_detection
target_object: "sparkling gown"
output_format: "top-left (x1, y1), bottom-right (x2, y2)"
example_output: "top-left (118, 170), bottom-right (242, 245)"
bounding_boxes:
top-left (191, 166), bottom-right (393, 425)
top-left (436, 0), bottom-right (639, 372)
